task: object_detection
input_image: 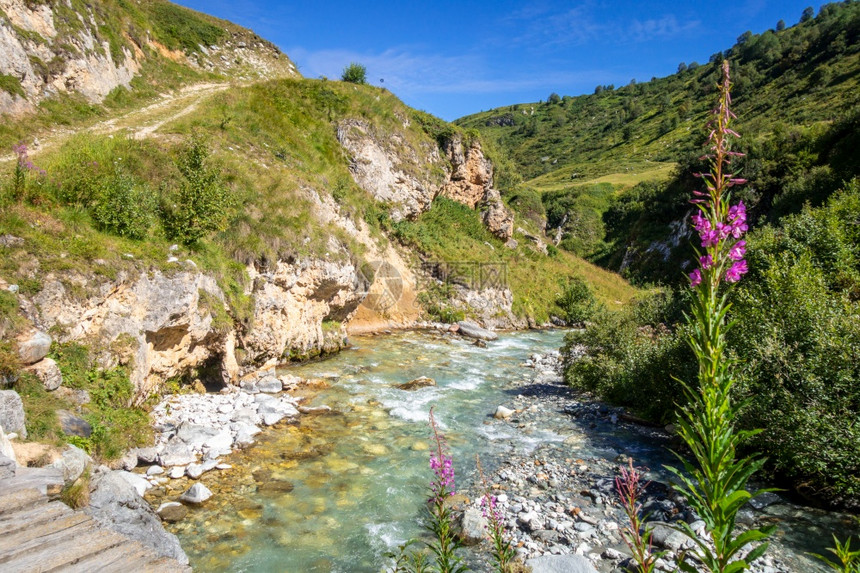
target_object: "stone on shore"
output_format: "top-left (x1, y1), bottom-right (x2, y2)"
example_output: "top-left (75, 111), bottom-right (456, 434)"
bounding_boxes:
top-left (180, 482), bottom-right (213, 504)
top-left (49, 444), bottom-right (91, 482)
top-left (87, 470), bottom-right (189, 565)
top-left (456, 321), bottom-right (498, 341)
top-left (526, 555), bottom-right (598, 573)
top-left (458, 507), bottom-right (488, 546)
top-left (494, 405), bottom-right (515, 419)
top-left (157, 502), bottom-right (188, 523)
top-left (257, 376), bottom-right (283, 393)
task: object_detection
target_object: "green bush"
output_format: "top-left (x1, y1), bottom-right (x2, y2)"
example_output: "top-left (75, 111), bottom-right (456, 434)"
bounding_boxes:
top-left (563, 291), bottom-right (694, 422)
top-left (341, 62), bottom-right (367, 84)
top-left (91, 172), bottom-right (155, 239)
top-left (555, 276), bottom-right (600, 325)
top-left (727, 183), bottom-right (860, 507)
top-left (162, 134), bottom-right (233, 245)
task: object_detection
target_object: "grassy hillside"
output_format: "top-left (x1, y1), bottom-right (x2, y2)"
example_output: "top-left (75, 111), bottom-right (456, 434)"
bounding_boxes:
top-left (457, 1), bottom-right (860, 261)
top-left (0, 0), bottom-right (295, 149)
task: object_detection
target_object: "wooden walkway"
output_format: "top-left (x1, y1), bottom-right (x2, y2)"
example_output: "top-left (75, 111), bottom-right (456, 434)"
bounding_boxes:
top-left (0, 468), bottom-right (191, 572)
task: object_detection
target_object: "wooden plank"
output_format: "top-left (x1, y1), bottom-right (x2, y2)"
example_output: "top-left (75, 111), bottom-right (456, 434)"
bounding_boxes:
top-left (0, 502), bottom-right (72, 535)
top-left (3, 527), bottom-right (127, 573)
top-left (0, 487), bottom-right (45, 513)
top-left (140, 557), bottom-right (194, 573)
top-left (0, 513), bottom-right (94, 560)
top-left (57, 542), bottom-right (153, 573)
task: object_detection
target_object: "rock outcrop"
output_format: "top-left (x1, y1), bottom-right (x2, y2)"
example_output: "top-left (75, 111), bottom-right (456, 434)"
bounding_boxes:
top-left (440, 137), bottom-right (494, 208)
top-left (337, 118), bottom-right (446, 221)
top-left (243, 258), bottom-right (365, 365)
top-left (0, 0), bottom-right (296, 116)
top-left (26, 269), bottom-right (227, 399)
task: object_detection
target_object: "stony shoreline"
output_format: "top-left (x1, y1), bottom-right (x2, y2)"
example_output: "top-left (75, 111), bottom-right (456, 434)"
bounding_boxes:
top-left (454, 350), bottom-right (800, 573)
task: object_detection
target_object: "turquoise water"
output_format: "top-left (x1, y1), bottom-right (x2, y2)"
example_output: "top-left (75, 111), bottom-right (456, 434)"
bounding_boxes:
top-left (171, 329), bottom-right (569, 571)
top-left (167, 329), bottom-right (859, 572)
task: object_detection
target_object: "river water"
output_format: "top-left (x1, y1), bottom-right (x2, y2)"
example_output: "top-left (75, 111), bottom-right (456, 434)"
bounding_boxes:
top-left (167, 329), bottom-right (858, 572)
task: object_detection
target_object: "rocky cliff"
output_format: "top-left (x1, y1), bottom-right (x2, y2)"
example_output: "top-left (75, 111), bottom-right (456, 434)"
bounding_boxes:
top-left (0, 0), bottom-right (295, 115)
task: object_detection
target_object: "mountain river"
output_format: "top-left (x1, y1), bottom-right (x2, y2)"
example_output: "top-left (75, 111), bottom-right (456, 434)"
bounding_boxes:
top-left (164, 329), bottom-right (858, 572)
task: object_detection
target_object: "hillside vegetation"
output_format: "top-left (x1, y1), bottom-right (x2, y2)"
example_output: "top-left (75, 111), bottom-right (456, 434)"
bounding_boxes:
top-left (457, 1), bottom-right (860, 263)
top-left (460, 2), bottom-right (860, 509)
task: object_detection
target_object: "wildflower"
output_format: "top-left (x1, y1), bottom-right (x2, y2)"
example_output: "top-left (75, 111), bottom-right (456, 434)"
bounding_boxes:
top-left (730, 220), bottom-right (748, 239)
top-left (699, 255), bottom-right (715, 270)
top-left (691, 212), bottom-right (711, 233)
top-left (689, 268), bottom-right (702, 287)
top-left (725, 259), bottom-right (748, 283)
top-left (429, 409), bottom-right (455, 500)
top-left (729, 240), bottom-right (746, 261)
top-left (728, 201), bottom-right (746, 223)
top-left (701, 229), bottom-right (720, 248)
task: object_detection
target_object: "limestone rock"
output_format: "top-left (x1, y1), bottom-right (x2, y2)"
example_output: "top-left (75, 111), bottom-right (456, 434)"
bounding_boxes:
top-left (87, 470), bottom-right (189, 564)
top-left (243, 259), bottom-right (365, 365)
top-left (337, 118), bottom-right (446, 221)
top-left (56, 409), bottom-right (92, 438)
top-left (180, 482), bottom-right (213, 504)
top-left (456, 321), bottom-right (498, 341)
top-left (440, 137), bottom-right (493, 209)
top-left (0, 390), bottom-right (27, 439)
top-left (458, 507), bottom-right (488, 546)
top-left (159, 441), bottom-right (196, 467)
top-left (24, 354), bottom-right (64, 391)
top-left (481, 189), bottom-right (514, 241)
top-left (16, 330), bottom-right (52, 364)
top-left (396, 376), bottom-right (436, 390)
top-left (526, 555), bottom-right (598, 573)
top-left (49, 444), bottom-right (91, 482)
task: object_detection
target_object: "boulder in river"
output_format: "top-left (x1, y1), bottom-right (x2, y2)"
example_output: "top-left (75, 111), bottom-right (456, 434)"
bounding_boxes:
top-left (396, 376), bottom-right (436, 390)
top-left (180, 483), bottom-right (213, 504)
top-left (494, 405), bottom-right (514, 419)
top-left (456, 321), bottom-right (498, 341)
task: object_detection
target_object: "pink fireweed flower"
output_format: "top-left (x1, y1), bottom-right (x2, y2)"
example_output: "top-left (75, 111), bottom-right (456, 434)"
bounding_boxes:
top-left (428, 408), bottom-right (455, 500)
top-left (731, 220), bottom-right (748, 239)
top-left (725, 259), bottom-right (748, 283)
top-left (699, 255), bottom-right (715, 270)
top-left (728, 201), bottom-right (747, 223)
top-left (701, 229), bottom-right (720, 248)
top-left (691, 212), bottom-right (711, 233)
top-left (716, 222), bottom-right (732, 241)
top-left (729, 240), bottom-right (746, 261)
top-left (689, 268), bottom-right (702, 287)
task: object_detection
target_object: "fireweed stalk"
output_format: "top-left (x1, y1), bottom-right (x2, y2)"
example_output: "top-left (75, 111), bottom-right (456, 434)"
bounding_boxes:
top-left (476, 455), bottom-right (516, 572)
top-left (616, 460), bottom-right (661, 573)
top-left (426, 408), bottom-right (467, 573)
top-left (665, 60), bottom-right (774, 573)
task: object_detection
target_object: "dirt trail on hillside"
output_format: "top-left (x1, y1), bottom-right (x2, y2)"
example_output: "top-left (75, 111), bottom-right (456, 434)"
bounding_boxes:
top-left (0, 82), bottom-right (230, 163)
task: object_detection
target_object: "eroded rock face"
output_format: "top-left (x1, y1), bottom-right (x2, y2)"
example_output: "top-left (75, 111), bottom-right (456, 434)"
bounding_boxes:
top-left (28, 270), bottom-right (227, 399)
top-left (440, 137), bottom-right (493, 208)
top-left (0, 0), bottom-right (296, 116)
top-left (481, 188), bottom-right (514, 241)
top-left (243, 259), bottom-right (365, 365)
top-left (336, 119), bottom-right (446, 221)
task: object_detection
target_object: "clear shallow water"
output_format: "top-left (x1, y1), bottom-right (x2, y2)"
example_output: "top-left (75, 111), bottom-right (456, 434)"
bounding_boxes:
top-left (167, 329), bottom-right (859, 572)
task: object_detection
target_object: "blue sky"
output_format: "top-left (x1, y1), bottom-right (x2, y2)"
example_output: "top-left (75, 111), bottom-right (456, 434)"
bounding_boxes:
top-left (174, 1), bottom-right (829, 121)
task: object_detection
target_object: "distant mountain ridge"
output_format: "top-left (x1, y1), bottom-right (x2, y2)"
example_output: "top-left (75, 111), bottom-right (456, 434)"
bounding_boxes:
top-left (0, 0), bottom-right (297, 116)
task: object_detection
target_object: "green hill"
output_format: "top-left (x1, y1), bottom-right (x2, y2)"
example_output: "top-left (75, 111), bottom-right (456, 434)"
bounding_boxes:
top-left (457, 1), bottom-right (860, 265)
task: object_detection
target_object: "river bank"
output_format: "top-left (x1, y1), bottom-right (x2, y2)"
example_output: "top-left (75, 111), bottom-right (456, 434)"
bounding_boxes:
top-left (454, 350), bottom-right (858, 572)
top-left (122, 329), bottom-right (856, 572)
